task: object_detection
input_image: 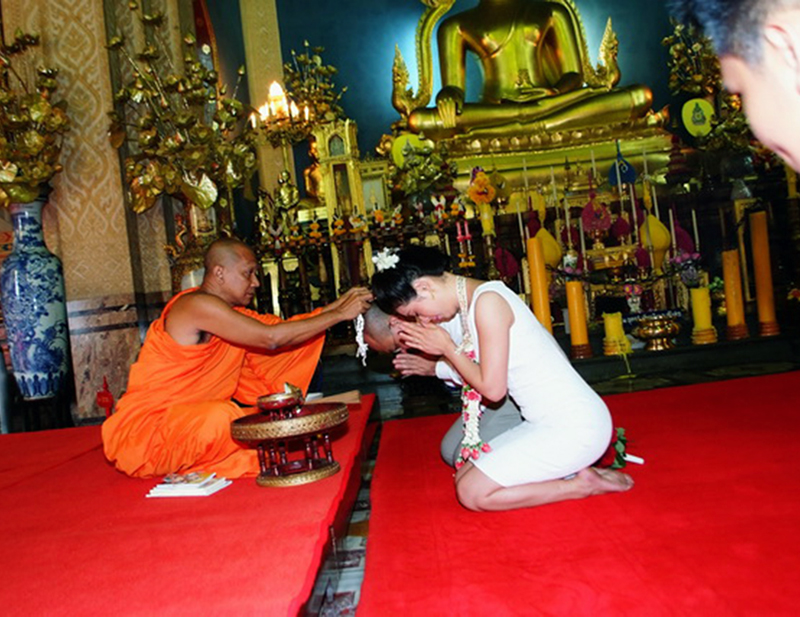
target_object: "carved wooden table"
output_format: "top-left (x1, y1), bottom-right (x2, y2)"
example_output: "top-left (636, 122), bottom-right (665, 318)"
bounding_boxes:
top-left (231, 393), bottom-right (349, 487)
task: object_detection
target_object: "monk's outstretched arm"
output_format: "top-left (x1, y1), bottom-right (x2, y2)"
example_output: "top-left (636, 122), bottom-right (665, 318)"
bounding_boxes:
top-left (168, 287), bottom-right (372, 349)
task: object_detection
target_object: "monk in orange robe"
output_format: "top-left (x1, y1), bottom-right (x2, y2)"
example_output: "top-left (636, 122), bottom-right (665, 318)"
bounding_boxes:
top-left (103, 238), bottom-right (372, 479)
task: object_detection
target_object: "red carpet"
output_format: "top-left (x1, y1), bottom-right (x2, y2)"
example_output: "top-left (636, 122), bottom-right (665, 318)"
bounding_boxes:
top-left (358, 374), bottom-right (800, 616)
top-left (0, 395), bottom-right (374, 616)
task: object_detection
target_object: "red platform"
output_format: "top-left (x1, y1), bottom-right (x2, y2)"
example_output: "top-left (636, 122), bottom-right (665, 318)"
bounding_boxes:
top-left (0, 395), bottom-right (374, 616)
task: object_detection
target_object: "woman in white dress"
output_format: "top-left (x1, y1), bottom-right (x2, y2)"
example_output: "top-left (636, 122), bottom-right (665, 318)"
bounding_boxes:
top-left (371, 246), bottom-right (633, 512)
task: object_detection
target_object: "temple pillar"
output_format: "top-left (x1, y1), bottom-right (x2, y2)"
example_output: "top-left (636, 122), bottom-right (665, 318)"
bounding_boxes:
top-left (239, 0), bottom-right (291, 191)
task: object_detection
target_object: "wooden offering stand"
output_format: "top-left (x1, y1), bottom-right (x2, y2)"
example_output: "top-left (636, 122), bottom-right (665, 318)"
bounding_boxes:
top-left (231, 392), bottom-right (349, 487)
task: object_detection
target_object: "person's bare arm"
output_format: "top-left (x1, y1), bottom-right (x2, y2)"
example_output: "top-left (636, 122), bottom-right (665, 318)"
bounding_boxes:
top-left (166, 288), bottom-right (372, 348)
top-left (395, 292), bottom-right (512, 401)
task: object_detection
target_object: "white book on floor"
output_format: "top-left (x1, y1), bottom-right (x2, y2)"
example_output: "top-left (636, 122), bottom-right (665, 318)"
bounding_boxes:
top-left (146, 472), bottom-right (232, 498)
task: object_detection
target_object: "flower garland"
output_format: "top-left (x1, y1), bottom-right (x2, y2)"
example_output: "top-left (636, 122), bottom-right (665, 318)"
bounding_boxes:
top-left (455, 275), bottom-right (491, 468)
top-left (354, 313), bottom-right (368, 366)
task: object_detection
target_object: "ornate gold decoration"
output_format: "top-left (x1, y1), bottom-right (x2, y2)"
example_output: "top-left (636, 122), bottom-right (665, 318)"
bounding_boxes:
top-left (231, 403), bottom-right (348, 441)
top-left (662, 20), bottom-right (721, 98)
top-left (106, 4), bottom-right (258, 216)
top-left (255, 462), bottom-right (340, 487)
top-left (632, 314), bottom-right (681, 352)
top-left (0, 26), bottom-right (70, 204)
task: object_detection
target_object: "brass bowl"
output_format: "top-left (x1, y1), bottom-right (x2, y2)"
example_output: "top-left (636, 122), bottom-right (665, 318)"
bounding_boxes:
top-left (633, 316), bottom-right (681, 351)
top-left (256, 392), bottom-right (302, 412)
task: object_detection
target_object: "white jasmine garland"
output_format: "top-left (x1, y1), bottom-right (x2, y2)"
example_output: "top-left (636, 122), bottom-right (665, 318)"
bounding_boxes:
top-left (455, 275), bottom-right (491, 468)
top-left (372, 247), bottom-right (399, 272)
top-left (354, 313), bottom-right (368, 366)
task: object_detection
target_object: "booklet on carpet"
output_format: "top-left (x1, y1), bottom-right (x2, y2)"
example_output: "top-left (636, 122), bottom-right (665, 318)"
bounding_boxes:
top-left (147, 472), bottom-right (232, 498)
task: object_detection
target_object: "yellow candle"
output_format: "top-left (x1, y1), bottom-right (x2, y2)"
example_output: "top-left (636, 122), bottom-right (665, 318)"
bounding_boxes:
top-left (603, 312), bottom-right (626, 341)
top-left (690, 287), bottom-right (713, 331)
top-left (479, 202), bottom-right (495, 236)
top-left (749, 210), bottom-right (779, 334)
top-left (722, 249), bottom-right (747, 333)
top-left (566, 281), bottom-right (589, 347)
top-left (527, 235), bottom-right (552, 333)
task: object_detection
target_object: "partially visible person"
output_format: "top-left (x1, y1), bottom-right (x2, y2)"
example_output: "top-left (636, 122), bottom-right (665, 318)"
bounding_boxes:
top-left (103, 238), bottom-right (372, 479)
top-left (669, 0), bottom-right (800, 171)
top-left (371, 246), bottom-right (632, 512)
top-left (362, 305), bottom-right (523, 466)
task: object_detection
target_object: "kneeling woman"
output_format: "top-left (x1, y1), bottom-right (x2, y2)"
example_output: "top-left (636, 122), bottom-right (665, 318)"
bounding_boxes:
top-left (371, 246), bottom-right (633, 512)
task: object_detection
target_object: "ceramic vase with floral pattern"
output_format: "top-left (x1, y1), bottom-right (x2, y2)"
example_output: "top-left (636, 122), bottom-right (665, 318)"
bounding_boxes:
top-left (0, 196), bottom-right (70, 400)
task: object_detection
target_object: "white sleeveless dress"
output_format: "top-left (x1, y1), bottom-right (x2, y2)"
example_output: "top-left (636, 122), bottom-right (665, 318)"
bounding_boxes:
top-left (468, 282), bottom-right (612, 487)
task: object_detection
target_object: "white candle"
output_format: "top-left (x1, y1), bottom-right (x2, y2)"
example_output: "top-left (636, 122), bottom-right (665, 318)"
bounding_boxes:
top-left (564, 197), bottom-right (572, 248)
top-left (668, 209), bottom-right (677, 252)
top-left (692, 209), bottom-right (700, 251)
top-left (579, 216), bottom-right (586, 254)
top-left (519, 159), bottom-right (529, 246)
top-left (629, 184), bottom-right (639, 244)
top-left (551, 166), bottom-right (562, 238)
top-left (651, 182), bottom-right (660, 220)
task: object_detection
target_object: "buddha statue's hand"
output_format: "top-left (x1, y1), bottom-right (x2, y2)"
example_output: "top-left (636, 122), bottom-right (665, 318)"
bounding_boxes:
top-left (435, 86), bottom-right (465, 129)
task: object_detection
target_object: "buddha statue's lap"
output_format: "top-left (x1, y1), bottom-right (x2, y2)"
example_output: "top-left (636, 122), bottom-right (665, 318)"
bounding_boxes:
top-left (404, 0), bottom-right (656, 140)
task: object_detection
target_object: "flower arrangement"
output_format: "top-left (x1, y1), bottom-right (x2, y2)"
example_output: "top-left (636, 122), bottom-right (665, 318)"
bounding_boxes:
top-left (106, 4), bottom-right (258, 214)
top-left (391, 137), bottom-right (456, 200)
top-left (283, 41), bottom-right (347, 126)
top-left (667, 249), bottom-right (703, 288)
top-left (662, 20), bottom-right (721, 97)
top-left (466, 168), bottom-right (495, 206)
top-left (0, 27), bottom-right (70, 205)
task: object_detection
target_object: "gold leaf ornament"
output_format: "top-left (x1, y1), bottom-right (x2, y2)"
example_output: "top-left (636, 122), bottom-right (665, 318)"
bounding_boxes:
top-left (0, 162), bottom-right (19, 183)
top-left (181, 173), bottom-right (218, 209)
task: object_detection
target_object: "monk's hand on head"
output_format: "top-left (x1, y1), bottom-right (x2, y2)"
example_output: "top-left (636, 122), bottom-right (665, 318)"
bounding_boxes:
top-left (330, 287), bottom-right (373, 321)
top-left (323, 287), bottom-right (372, 316)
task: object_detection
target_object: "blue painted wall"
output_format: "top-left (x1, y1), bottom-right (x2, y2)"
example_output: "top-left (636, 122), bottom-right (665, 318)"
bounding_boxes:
top-left (207, 0), bottom-right (675, 170)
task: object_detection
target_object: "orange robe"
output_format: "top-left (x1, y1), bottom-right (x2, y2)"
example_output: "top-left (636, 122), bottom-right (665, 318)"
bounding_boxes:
top-left (102, 290), bottom-right (325, 478)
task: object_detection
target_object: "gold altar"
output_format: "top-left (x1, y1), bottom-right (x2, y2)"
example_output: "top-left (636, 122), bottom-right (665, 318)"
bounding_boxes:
top-left (245, 0), bottom-right (788, 355)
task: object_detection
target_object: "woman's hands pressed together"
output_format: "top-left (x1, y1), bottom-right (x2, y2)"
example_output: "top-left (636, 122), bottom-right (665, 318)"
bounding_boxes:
top-left (392, 317), bottom-right (455, 357)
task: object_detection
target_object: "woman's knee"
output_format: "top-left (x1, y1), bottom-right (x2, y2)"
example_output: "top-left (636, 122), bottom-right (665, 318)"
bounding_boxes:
top-left (456, 473), bottom-right (489, 511)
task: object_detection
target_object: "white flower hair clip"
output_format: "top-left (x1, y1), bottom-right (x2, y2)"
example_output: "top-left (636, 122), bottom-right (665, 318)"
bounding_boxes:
top-left (372, 247), bottom-right (399, 272)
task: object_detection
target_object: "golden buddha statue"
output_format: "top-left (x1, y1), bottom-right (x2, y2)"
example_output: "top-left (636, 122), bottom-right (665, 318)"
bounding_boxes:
top-left (394, 0), bottom-right (660, 140)
top-left (303, 138), bottom-right (324, 203)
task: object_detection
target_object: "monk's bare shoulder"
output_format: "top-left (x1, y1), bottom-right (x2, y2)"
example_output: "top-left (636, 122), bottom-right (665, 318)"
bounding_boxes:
top-left (165, 291), bottom-right (230, 345)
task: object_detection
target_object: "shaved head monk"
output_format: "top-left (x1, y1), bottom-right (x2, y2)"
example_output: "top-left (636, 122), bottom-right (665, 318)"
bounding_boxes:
top-left (103, 237), bottom-right (372, 479)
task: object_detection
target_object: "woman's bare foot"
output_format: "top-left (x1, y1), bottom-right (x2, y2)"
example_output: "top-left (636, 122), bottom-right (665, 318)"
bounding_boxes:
top-left (574, 467), bottom-right (634, 497)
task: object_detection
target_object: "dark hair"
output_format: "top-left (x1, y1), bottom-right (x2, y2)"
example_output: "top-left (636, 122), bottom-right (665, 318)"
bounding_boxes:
top-left (371, 245), bottom-right (450, 314)
top-left (668, 0), bottom-right (780, 62)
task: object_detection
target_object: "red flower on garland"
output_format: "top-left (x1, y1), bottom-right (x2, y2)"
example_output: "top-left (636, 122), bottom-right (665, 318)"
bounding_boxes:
top-left (596, 427), bottom-right (628, 469)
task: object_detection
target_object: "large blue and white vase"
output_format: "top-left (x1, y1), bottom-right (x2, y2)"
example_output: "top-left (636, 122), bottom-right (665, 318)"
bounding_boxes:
top-left (0, 195), bottom-right (70, 400)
